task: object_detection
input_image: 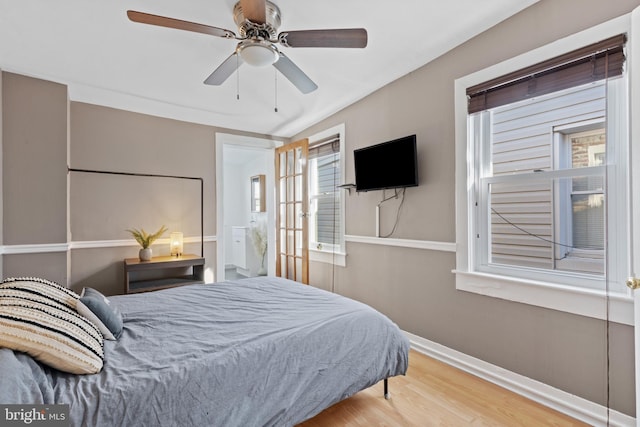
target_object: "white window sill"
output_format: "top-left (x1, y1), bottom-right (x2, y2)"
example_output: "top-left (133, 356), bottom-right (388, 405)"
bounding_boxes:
top-left (453, 270), bottom-right (633, 325)
top-left (309, 248), bottom-right (346, 267)
top-left (555, 256), bottom-right (603, 274)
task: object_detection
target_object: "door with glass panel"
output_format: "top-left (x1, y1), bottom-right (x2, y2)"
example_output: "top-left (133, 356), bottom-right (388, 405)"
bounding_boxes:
top-left (275, 139), bottom-right (309, 284)
top-left (630, 6), bottom-right (640, 423)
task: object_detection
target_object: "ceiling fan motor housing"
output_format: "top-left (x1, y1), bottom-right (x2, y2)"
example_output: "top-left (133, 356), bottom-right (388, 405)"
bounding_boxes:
top-left (233, 0), bottom-right (281, 40)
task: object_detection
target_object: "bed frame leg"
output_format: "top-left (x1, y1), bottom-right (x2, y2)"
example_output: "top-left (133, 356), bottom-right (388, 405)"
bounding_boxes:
top-left (384, 378), bottom-right (390, 400)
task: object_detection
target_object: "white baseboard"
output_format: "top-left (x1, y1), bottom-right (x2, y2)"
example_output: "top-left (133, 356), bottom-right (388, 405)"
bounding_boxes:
top-left (404, 331), bottom-right (635, 427)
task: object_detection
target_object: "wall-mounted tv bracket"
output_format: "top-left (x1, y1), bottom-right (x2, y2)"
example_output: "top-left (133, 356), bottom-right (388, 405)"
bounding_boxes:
top-left (337, 183), bottom-right (356, 195)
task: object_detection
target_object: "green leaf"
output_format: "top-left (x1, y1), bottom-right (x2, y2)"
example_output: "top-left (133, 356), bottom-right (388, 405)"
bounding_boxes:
top-left (126, 225), bottom-right (168, 249)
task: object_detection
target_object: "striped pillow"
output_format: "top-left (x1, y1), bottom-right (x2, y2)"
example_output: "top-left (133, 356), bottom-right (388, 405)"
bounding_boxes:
top-left (0, 277), bottom-right (104, 374)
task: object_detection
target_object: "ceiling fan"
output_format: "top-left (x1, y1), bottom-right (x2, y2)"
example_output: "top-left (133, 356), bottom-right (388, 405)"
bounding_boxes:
top-left (127, 0), bottom-right (368, 94)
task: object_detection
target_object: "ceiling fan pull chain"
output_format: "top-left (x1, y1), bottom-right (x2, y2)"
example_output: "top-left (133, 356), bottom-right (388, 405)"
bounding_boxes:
top-left (274, 68), bottom-right (278, 113)
top-left (236, 53), bottom-right (240, 100)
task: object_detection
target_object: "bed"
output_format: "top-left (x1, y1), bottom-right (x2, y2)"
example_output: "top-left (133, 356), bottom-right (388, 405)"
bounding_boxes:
top-left (0, 276), bottom-right (410, 426)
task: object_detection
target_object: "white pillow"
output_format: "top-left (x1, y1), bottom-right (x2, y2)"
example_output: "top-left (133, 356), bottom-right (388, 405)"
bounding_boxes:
top-left (0, 278), bottom-right (104, 374)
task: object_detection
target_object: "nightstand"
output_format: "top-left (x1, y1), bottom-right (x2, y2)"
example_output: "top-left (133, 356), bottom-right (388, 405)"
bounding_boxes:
top-left (124, 254), bottom-right (205, 294)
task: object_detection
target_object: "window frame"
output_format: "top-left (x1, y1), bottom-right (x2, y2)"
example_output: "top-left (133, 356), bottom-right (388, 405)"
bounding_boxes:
top-left (307, 124), bottom-right (346, 266)
top-left (554, 124), bottom-right (606, 274)
top-left (454, 16), bottom-right (633, 325)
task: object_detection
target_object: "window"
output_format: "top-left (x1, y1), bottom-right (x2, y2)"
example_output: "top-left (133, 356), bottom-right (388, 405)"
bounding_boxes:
top-left (555, 125), bottom-right (605, 274)
top-left (455, 29), bottom-right (631, 323)
top-left (309, 141), bottom-right (340, 249)
top-left (308, 124), bottom-right (346, 265)
top-left (472, 83), bottom-right (613, 288)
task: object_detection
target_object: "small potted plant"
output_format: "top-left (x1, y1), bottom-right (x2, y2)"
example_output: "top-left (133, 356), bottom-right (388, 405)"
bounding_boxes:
top-left (127, 225), bottom-right (168, 261)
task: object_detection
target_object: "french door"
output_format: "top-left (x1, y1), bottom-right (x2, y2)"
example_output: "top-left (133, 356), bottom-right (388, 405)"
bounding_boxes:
top-left (275, 139), bottom-right (309, 284)
top-left (631, 6), bottom-right (640, 425)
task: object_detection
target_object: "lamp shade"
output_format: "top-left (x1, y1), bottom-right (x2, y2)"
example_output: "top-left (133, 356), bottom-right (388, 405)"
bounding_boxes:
top-left (170, 232), bottom-right (184, 256)
top-left (239, 42), bottom-right (279, 67)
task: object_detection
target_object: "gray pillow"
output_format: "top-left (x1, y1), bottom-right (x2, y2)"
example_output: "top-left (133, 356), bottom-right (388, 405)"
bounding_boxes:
top-left (79, 288), bottom-right (123, 340)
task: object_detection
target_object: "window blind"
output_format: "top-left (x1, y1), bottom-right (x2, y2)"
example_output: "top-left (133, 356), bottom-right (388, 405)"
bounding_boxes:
top-left (309, 134), bottom-right (341, 246)
top-left (309, 134), bottom-right (340, 160)
top-left (467, 34), bottom-right (626, 114)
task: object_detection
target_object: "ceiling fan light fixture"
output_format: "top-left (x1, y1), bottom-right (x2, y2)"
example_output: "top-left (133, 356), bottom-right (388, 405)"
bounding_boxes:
top-left (238, 41), bottom-right (279, 67)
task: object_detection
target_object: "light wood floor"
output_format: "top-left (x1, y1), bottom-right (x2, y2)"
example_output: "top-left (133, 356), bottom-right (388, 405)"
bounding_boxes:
top-left (298, 350), bottom-right (589, 426)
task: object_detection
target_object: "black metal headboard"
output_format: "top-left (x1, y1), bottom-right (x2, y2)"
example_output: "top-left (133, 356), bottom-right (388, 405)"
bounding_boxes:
top-left (67, 167), bottom-right (204, 257)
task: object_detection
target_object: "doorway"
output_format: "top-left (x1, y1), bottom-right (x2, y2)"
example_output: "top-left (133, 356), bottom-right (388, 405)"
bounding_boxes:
top-left (215, 133), bottom-right (279, 281)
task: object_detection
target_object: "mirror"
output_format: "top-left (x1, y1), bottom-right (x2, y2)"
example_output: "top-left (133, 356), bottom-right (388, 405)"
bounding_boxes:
top-left (251, 175), bottom-right (266, 213)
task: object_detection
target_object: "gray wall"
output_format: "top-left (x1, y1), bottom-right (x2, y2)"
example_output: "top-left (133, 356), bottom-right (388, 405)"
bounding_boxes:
top-left (68, 102), bottom-right (217, 295)
top-left (2, 73), bottom-right (68, 245)
top-left (0, 74), bottom-right (273, 296)
top-left (295, 0), bottom-right (639, 416)
top-left (2, 72), bottom-right (70, 285)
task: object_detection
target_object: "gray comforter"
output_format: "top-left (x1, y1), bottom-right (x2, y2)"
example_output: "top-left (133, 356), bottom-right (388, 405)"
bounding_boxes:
top-left (0, 276), bottom-right (409, 426)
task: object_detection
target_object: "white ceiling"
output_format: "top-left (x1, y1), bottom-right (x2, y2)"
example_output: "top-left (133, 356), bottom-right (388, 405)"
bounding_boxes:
top-left (0, 0), bottom-right (538, 138)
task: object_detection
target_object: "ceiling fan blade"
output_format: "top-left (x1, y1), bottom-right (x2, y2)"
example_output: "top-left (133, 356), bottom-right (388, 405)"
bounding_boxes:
top-left (279, 28), bottom-right (367, 48)
top-left (273, 53), bottom-right (318, 94)
top-left (239, 0), bottom-right (266, 24)
top-left (127, 10), bottom-right (236, 39)
top-left (204, 53), bottom-right (244, 85)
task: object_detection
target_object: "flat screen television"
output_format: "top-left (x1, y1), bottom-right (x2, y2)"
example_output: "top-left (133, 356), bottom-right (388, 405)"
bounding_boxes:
top-left (354, 135), bottom-right (418, 192)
